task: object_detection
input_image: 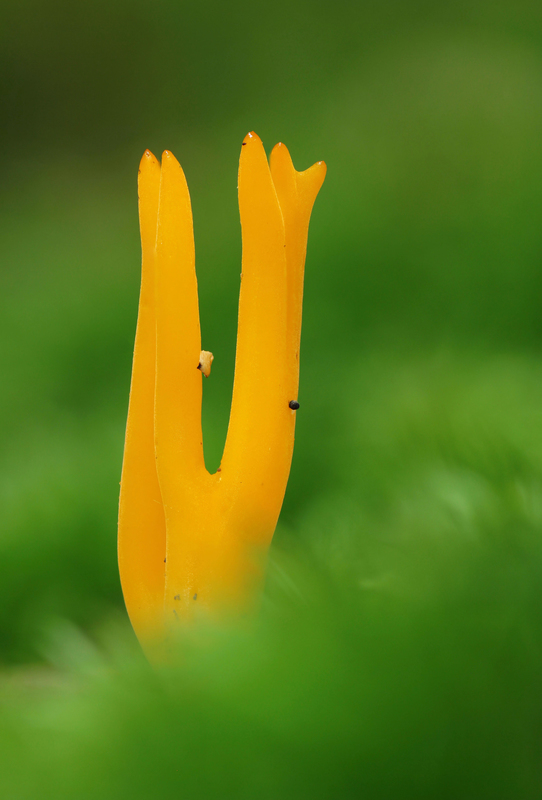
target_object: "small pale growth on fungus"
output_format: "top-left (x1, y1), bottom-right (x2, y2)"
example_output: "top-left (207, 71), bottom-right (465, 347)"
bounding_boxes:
top-left (197, 350), bottom-right (214, 378)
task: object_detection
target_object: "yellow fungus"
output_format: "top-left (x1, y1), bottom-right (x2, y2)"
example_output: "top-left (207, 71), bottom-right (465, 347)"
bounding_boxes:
top-left (118, 133), bottom-right (326, 659)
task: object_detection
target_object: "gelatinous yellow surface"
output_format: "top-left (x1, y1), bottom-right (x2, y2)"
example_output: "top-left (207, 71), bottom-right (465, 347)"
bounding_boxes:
top-left (118, 133), bottom-right (326, 657)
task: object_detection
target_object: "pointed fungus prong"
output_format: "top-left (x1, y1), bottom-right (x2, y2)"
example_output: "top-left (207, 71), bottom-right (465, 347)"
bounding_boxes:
top-left (154, 150), bottom-right (206, 490)
top-left (219, 131), bottom-right (291, 538)
top-left (270, 144), bottom-right (327, 399)
top-left (118, 149), bottom-right (166, 649)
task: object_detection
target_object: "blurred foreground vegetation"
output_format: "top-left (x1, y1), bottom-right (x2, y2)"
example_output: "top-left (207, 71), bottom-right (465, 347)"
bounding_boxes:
top-left (2, 0), bottom-right (542, 796)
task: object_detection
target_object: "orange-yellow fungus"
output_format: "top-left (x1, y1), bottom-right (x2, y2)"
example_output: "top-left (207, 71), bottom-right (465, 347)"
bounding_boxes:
top-left (118, 133), bottom-right (326, 658)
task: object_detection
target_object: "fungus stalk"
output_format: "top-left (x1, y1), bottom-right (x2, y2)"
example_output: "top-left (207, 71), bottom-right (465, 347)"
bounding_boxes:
top-left (118, 132), bottom-right (326, 658)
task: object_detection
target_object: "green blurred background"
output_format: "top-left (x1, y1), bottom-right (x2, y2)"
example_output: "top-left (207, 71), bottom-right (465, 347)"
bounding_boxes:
top-left (2, 0), bottom-right (542, 796)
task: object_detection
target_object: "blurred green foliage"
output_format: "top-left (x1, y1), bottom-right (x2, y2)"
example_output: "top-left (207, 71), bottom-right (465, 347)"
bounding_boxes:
top-left (1, 0), bottom-right (542, 795)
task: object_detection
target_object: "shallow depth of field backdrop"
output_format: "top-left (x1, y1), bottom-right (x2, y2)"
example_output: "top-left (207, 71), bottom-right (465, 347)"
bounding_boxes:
top-left (2, 1), bottom-right (542, 798)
